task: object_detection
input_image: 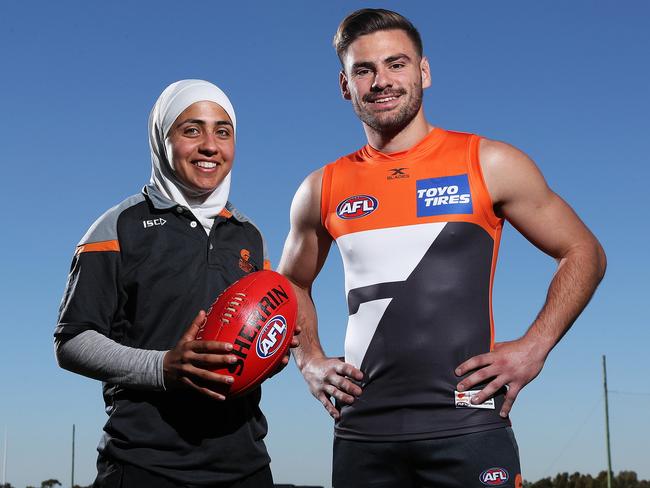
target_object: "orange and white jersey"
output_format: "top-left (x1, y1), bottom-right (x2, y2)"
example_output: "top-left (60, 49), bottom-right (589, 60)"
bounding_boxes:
top-left (322, 128), bottom-right (510, 440)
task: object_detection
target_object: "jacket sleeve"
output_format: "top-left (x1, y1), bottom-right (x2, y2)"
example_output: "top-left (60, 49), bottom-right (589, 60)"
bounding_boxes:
top-left (55, 194), bottom-right (144, 339)
top-left (55, 241), bottom-right (121, 339)
top-left (53, 194), bottom-right (167, 389)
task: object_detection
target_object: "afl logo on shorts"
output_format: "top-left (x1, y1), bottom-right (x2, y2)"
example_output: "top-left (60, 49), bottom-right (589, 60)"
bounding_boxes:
top-left (256, 315), bottom-right (288, 359)
top-left (480, 468), bottom-right (510, 486)
top-left (336, 195), bottom-right (378, 219)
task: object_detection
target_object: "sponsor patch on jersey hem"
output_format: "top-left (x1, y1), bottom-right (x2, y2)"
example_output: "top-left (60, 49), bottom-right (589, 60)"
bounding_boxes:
top-left (454, 390), bottom-right (495, 409)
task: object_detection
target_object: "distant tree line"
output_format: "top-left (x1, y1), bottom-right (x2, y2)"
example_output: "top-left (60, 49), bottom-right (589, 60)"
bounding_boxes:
top-left (524, 471), bottom-right (650, 488)
top-left (1, 480), bottom-right (69, 488)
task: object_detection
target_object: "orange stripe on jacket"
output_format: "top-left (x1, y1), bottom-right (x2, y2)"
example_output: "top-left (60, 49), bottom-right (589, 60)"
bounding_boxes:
top-left (76, 240), bottom-right (120, 254)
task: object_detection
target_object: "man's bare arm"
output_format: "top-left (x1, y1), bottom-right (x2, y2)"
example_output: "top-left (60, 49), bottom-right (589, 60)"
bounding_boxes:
top-left (456, 139), bottom-right (606, 417)
top-left (278, 168), bottom-right (363, 419)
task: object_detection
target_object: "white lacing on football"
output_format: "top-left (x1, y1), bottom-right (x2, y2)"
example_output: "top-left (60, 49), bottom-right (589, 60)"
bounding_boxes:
top-left (221, 292), bottom-right (246, 324)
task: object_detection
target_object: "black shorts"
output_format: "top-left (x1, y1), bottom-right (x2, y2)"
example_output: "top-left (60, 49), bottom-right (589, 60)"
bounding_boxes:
top-left (93, 457), bottom-right (274, 488)
top-left (333, 427), bottom-right (521, 488)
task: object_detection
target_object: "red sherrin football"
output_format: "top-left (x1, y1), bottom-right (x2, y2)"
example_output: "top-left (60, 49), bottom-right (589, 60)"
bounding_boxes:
top-left (196, 270), bottom-right (297, 397)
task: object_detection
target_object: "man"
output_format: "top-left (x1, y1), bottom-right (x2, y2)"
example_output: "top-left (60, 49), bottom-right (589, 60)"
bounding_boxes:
top-left (278, 9), bottom-right (606, 488)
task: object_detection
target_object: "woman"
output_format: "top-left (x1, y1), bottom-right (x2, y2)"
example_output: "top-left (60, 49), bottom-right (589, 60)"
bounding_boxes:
top-left (55, 80), bottom-right (279, 487)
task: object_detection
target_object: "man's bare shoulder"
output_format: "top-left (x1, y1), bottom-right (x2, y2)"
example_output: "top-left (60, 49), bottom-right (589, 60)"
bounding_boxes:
top-left (479, 137), bottom-right (533, 170)
top-left (304, 166), bottom-right (325, 187)
top-left (294, 167), bottom-right (325, 203)
top-left (289, 166), bottom-right (328, 229)
top-left (479, 137), bottom-right (548, 207)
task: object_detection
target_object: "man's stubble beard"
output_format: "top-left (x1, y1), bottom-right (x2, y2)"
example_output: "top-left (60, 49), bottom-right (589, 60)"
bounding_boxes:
top-left (352, 83), bottom-right (423, 136)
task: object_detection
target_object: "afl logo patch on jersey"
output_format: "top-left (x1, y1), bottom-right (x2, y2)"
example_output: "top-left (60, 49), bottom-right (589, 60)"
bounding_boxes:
top-left (416, 174), bottom-right (473, 217)
top-left (480, 468), bottom-right (509, 486)
top-left (256, 315), bottom-right (288, 359)
top-left (336, 195), bottom-right (378, 219)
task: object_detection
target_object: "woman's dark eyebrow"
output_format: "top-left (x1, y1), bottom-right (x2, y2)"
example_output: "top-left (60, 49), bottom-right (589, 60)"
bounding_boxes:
top-left (176, 118), bottom-right (233, 127)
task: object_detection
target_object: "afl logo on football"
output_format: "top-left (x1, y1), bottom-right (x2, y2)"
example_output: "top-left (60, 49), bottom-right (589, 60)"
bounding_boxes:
top-left (480, 468), bottom-right (510, 486)
top-left (256, 315), bottom-right (288, 359)
top-left (336, 195), bottom-right (378, 219)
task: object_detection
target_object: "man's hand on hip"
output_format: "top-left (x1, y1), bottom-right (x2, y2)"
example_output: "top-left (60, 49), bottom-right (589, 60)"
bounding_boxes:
top-left (301, 356), bottom-right (364, 419)
top-left (454, 337), bottom-right (547, 418)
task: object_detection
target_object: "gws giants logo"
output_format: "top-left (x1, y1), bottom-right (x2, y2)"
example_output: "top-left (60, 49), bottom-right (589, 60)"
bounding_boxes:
top-left (336, 195), bottom-right (378, 219)
top-left (256, 315), bottom-right (288, 359)
top-left (239, 249), bottom-right (254, 273)
top-left (480, 468), bottom-right (510, 486)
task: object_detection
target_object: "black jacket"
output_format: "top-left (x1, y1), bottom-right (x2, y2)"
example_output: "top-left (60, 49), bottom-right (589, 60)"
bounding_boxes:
top-left (55, 185), bottom-right (271, 484)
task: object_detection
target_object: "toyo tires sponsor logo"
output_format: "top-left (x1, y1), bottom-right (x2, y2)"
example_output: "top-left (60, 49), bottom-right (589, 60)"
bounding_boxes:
top-left (416, 174), bottom-right (472, 217)
top-left (480, 467), bottom-right (510, 486)
top-left (336, 195), bottom-right (378, 219)
top-left (256, 315), bottom-right (288, 359)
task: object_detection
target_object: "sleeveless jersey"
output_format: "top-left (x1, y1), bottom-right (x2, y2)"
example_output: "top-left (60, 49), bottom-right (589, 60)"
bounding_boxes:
top-left (321, 128), bottom-right (510, 440)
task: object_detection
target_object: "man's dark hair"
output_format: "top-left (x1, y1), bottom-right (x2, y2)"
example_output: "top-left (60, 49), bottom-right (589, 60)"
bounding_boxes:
top-left (333, 8), bottom-right (423, 64)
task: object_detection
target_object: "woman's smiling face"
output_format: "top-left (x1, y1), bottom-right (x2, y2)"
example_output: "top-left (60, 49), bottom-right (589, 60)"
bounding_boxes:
top-left (167, 101), bottom-right (235, 193)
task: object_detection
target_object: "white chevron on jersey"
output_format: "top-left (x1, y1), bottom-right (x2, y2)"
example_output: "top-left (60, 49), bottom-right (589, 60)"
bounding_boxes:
top-left (336, 222), bottom-right (448, 294)
top-left (345, 298), bottom-right (392, 368)
top-left (336, 222), bottom-right (448, 368)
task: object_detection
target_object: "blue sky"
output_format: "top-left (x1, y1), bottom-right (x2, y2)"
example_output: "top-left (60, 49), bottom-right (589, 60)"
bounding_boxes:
top-left (1, 1), bottom-right (649, 487)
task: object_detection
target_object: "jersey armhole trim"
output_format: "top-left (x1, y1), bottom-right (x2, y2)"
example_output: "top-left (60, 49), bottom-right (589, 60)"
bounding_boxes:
top-left (468, 135), bottom-right (502, 230)
top-left (320, 164), bottom-right (333, 231)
